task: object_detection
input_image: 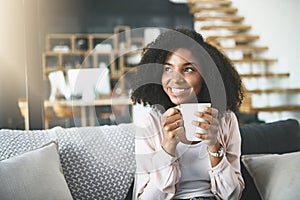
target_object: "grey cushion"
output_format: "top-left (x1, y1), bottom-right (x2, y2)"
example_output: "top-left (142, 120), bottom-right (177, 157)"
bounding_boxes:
top-left (0, 124), bottom-right (135, 200)
top-left (0, 141), bottom-right (73, 200)
top-left (242, 151), bottom-right (300, 200)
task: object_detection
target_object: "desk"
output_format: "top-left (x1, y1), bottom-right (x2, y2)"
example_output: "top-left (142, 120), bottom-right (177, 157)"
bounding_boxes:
top-left (18, 98), bottom-right (56, 130)
top-left (18, 98), bottom-right (30, 130)
top-left (44, 97), bottom-right (132, 128)
top-left (18, 97), bottom-right (132, 130)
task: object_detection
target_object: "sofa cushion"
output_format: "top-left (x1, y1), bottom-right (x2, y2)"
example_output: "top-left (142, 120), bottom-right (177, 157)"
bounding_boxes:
top-left (0, 124), bottom-right (135, 200)
top-left (0, 141), bottom-right (73, 200)
top-left (242, 151), bottom-right (300, 200)
top-left (240, 119), bottom-right (300, 155)
top-left (239, 119), bottom-right (300, 200)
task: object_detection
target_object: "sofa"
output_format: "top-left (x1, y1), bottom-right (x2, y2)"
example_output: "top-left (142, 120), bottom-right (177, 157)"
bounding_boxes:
top-left (239, 119), bottom-right (300, 200)
top-left (0, 124), bottom-right (136, 200)
top-left (0, 119), bottom-right (300, 200)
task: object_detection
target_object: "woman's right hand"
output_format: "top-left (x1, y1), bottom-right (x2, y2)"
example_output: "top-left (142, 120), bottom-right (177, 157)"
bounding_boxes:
top-left (161, 107), bottom-right (184, 156)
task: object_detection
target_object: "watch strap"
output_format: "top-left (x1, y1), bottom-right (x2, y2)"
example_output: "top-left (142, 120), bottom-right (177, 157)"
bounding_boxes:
top-left (207, 145), bottom-right (224, 158)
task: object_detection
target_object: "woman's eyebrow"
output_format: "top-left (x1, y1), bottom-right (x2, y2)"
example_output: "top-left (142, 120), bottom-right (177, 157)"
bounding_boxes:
top-left (183, 62), bottom-right (197, 66)
top-left (163, 62), bottom-right (173, 66)
top-left (164, 62), bottom-right (197, 65)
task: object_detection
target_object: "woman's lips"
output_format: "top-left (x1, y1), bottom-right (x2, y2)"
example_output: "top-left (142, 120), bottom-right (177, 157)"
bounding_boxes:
top-left (168, 87), bottom-right (190, 96)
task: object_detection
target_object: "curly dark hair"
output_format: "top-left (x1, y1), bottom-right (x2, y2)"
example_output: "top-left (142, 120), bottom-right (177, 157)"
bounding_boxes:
top-left (131, 28), bottom-right (243, 113)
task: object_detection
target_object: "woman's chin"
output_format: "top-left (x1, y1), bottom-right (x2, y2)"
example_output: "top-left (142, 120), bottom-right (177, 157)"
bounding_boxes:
top-left (170, 96), bottom-right (198, 105)
top-left (170, 97), bottom-right (185, 105)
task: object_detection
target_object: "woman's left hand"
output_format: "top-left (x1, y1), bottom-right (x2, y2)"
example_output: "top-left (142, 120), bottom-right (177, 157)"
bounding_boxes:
top-left (193, 107), bottom-right (219, 148)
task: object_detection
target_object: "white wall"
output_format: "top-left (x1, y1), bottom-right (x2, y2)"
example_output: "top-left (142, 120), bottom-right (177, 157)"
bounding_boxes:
top-left (0, 0), bottom-right (27, 128)
top-left (232, 0), bottom-right (300, 87)
top-left (232, 0), bottom-right (300, 122)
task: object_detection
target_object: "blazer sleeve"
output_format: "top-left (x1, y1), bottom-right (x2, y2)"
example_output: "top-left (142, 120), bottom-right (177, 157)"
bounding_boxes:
top-left (208, 112), bottom-right (245, 200)
top-left (134, 108), bottom-right (181, 200)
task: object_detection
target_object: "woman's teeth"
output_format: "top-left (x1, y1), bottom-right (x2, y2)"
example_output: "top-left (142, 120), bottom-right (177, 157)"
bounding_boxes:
top-left (171, 88), bottom-right (185, 94)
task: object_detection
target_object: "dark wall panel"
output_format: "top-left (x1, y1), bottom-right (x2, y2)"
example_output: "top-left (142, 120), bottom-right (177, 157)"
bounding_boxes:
top-left (40, 0), bottom-right (193, 34)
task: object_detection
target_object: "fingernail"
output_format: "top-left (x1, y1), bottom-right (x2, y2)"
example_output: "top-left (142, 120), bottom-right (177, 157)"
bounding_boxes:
top-left (195, 112), bottom-right (203, 116)
top-left (192, 120), bottom-right (198, 125)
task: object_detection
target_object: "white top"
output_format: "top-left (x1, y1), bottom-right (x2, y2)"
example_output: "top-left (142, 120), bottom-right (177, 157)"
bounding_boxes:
top-left (134, 107), bottom-right (244, 200)
top-left (174, 141), bottom-right (213, 199)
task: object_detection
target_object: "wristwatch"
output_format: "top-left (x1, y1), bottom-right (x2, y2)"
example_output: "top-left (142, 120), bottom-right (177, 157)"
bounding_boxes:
top-left (207, 145), bottom-right (224, 158)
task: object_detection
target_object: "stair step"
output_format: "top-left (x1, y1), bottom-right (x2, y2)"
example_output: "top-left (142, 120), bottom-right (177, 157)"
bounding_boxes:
top-left (209, 42), bottom-right (269, 52)
top-left (231, 58), bottom-right (278, 64)
top-left (240, 73), bottom-right (289, 78)
top-left (188, 0), bottom-right (232, 5)
top-left (220, 45), bottom-right (268, 52)
top-left (247, 88), bottom-right (300, 94)
top-left (190, 6), bottom-right (238, 14)
top-left (206, 34), bottom-right (259, 43)
top-left (194, 15), bottom-right (244, 22)
top-left (250, 106), bottom-right (300, 112)
top-left (201, 24), bottom-right (251, 31)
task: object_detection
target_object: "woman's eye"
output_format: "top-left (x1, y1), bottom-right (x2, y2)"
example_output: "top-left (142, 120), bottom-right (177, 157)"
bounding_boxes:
top-left (184, 67), bottom-right (194, 72)
top-left (164, 66), bottom-right (173, 72)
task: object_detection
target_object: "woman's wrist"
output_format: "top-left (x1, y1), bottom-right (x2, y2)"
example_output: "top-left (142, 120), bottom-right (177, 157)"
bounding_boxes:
top-left (161, 145), bottom-right (176, 157)
top-left (162, 141), bottom-right (177, 157)
top-left (207, 141), bottom-right (220, 153)
top-left (207, 142), bottom-right (224, 167)
top-left (207, 143), bottom-right (224, 158)
top-left (207, 142), bottom-right (225, 158)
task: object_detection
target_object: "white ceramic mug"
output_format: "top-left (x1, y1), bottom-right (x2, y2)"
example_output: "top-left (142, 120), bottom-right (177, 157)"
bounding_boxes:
top-left (177, 103), bottom-right (211, 141)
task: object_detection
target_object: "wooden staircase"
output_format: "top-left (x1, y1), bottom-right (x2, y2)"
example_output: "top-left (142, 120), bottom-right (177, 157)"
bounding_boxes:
top-left (190, 6), bottom-right (237, 13)
top-left (186, 0), bottom-right (300, 117)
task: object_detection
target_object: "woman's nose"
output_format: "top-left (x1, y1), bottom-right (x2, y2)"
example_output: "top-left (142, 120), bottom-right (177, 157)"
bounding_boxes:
top-left (171, 71), bottom-right (185, 83)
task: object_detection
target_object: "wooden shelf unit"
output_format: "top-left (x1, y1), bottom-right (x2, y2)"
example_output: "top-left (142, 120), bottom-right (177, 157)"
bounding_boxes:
top-left (43, 26), bottom-right (143, 80)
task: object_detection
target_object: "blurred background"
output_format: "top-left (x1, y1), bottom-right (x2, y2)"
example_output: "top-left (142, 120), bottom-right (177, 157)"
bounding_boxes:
top-left (0, 0), bottom-right (300, 130)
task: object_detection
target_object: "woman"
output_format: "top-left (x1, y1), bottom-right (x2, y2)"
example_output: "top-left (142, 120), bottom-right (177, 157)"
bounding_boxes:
top-left (131, 28), bottom-right (244, 200)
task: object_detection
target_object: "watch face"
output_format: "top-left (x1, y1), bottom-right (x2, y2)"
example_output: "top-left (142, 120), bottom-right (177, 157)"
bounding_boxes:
top-left (218, 146), bottom-right (224, 157)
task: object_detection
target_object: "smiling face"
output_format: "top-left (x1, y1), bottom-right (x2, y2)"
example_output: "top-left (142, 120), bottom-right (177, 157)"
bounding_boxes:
top-left (162, 48), bottom-right (202, 105)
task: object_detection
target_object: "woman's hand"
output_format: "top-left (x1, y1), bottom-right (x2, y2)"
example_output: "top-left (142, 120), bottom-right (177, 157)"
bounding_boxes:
top-left (193, 107), bottom-right (220, 148)
top-left (161, 107), bottom-right (184, 156)
top-left (193, 107), bottom-right (224, 167)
